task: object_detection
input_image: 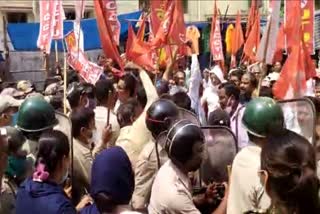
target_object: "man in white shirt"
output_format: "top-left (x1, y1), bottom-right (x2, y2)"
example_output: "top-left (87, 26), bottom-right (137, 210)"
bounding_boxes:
top-left (94, 79), bottom-right (120, 149)
top-left (201, 65), bottom-right (225, 118)
top-left (227, 97), bottom-right (285, 213)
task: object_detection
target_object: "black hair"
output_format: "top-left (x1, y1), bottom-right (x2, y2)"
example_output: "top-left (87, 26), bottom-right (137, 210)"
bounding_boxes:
top-left (219, 82), bottom-right (240, 101)
top-left (119, 73), bottom-right (137, 97)
top-left (208, 109), bottom-right (231, 127)
top-left (95, 79), bottom-right (115, 105)
top-left (36, 130), bottom-right (70, 174)
top-left (262, 130), bottom-right (320, 213)
top-left (66, 70), bottom-right (79, 86)
top-left (67, 83), bottom-right (81, 109)
top-left (71, 107), bottom-right (95, 138)
top-left (49, 95), bottom-right (63, 111)
top-left (81, 83), bottom-right (96, 99)
top-left (136, 86), bottom-right (147, 109)
top-left (156, 80), bottom-right (170, 96)
top-left (117, 101), bottom-right (136, 128)
top-left (229, 69), bottom-right (244, 80)
top-left (244, 72), bottom-right (258, 89)
top-left (171, 92), bottom-right (191, 111)
top-left (259, 86), bottom-right (273, 98)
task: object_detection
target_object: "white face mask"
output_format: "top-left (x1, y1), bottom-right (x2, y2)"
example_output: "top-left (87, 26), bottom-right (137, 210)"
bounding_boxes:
top-left (225, 97), bottom-right (233, 114)
top-left (89, 129), bottom-right (98, 145)
top-left (59, 170), bottom-right (69, 185)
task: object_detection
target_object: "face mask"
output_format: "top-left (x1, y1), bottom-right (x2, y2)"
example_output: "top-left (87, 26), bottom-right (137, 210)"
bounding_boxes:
top-left (88, 129), bottom-right (97, 145)
top-left (59, 170), bottom-right (69, 185)
top-left (11, 112), bottom-right (19, 126)
top-left (225, 97), bottom-right (233, 114)
top-left (5, 156), bottom-right (27, 179)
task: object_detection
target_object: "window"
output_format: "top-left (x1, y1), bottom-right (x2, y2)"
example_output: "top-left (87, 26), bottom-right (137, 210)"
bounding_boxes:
top-left (6, 12), bottom-right (27, 23)
top-left (182, 0), bottom-right (188, 13)
top-left (65, 11), bottom-right (91, 20)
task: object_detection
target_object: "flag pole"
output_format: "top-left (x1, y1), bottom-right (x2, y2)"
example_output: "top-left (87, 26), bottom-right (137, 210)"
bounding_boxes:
top-left (55, 40), bottom-right (59, 64)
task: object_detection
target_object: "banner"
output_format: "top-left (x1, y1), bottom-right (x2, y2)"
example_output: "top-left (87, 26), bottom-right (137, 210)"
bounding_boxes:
top-left (94, 0), bottom-right (124, 72)
top-left (37, 0), bottom-right (56, 54)
top-left (65, 31), bottom-right (103, 84)
top-left (102, 0), bottom-right (121, 46)
top-left (211, 19), bottom-right (224, 61)
top-left (285, 0), bottom-right (314, 54)
top-left (52, 0), bottom-right (65, 40)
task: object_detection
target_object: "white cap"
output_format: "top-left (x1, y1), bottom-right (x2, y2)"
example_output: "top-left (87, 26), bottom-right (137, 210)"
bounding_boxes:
top-left (0, 95), bottom-right (23, 114)
top-left (209, 65), bottom-right (225, 83)
top-left (0, 88), bottom-right (24, 98)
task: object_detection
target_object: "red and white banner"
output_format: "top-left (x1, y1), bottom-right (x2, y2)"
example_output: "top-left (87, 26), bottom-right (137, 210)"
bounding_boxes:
top-left (65, 31), bottom-right (102, 85)
top-left (101, 0), bottom-right (121, 46)
top-left (211, 19), bottom-right (224, 61)
top-left (52, 0), bottom-right (65, 40)
top-left (37, 0), bottom-right (56, 54)
top-left (285, 0), bottom-right (315, 54)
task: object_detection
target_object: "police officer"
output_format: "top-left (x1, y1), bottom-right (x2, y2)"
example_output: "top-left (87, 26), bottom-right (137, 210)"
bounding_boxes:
top-left (148, 119), bottom-right (228, 214)
top-left (132, 99), bottom-right (179, 211)
top-left (227, 97), bottom-right (285, 214)
top-left (16, 96), bottom-right (58, 164)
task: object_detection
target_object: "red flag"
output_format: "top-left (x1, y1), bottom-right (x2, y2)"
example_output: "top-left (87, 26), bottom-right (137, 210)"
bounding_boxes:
top-left (94, 0), bottom-right (124, 72)
top-left (126, 24), bottom-right (155, 72)
top-left (243, 13), bottom-right (260, 63)
top-left (151, 0), bottom-right (186, 48)
top-left (137, 15), bottom-right (146, 42)
top-left (209, 0), bottom-right (224, 62)
top-left (230, 11), bottom-right (244, 68)
top-left (101, 0), bottom-right (121, 45)
top-left (149, 0), bottom-right (171, 37)
top-left (273, 0), bottom-right (316, 99)
top-left (273, 23), bottom-right (285, 63)
top-left (245, 0), bottom-right (258, 38)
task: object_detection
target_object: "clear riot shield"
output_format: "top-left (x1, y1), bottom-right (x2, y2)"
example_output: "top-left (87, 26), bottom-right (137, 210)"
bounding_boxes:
top-left (54, 111), bottom-right (72, 143)
top-left (278, 98), bottom-right (316, 146)
top-left (200, 126), bottom-right (238, 184)
top-left (178, 108), bottom-right (201, 126)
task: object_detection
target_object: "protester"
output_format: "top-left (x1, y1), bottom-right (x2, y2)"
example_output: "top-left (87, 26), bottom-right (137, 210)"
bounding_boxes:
top-left (132, 99), bottom-right (179, 211)
top-left (17, 96), bottom-right (58, 163)
top-left (116, 63), bottom-right (159, 162)
top-left (71, 107), bottom-right (96, 203)
top-left (201, 65), bottom-right (225, 118)
top-left (16, 130), bottom-right (92, 214)
top-left (0, 95), bottom-right (23, 127)
top-left (259, 130), bottom-right (320, 213)
top-left (228, 97), bottom-right (285, 213)
top-left (239, 72), bottom-right (257, 104)
top-left (171, 91), bottom-right (192, 111)
top-left (80, 146), bottom-right (141, 214)
top-left (94, 79), bottom-right (119, 148)
top-left (149, 119), bottom-right (228, 214)
top-left (202, 68), bottom-right (211, 89)
top-left (228, 69), bottom-right (243, 88)
top-left (114, 73), bottom-right (137, 113)
top-left (217, 83), bottom-right (240, 118)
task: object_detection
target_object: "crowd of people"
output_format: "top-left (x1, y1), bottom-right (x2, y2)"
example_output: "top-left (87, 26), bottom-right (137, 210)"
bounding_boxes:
top-left (0, 40), bottom-right (320, 214)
